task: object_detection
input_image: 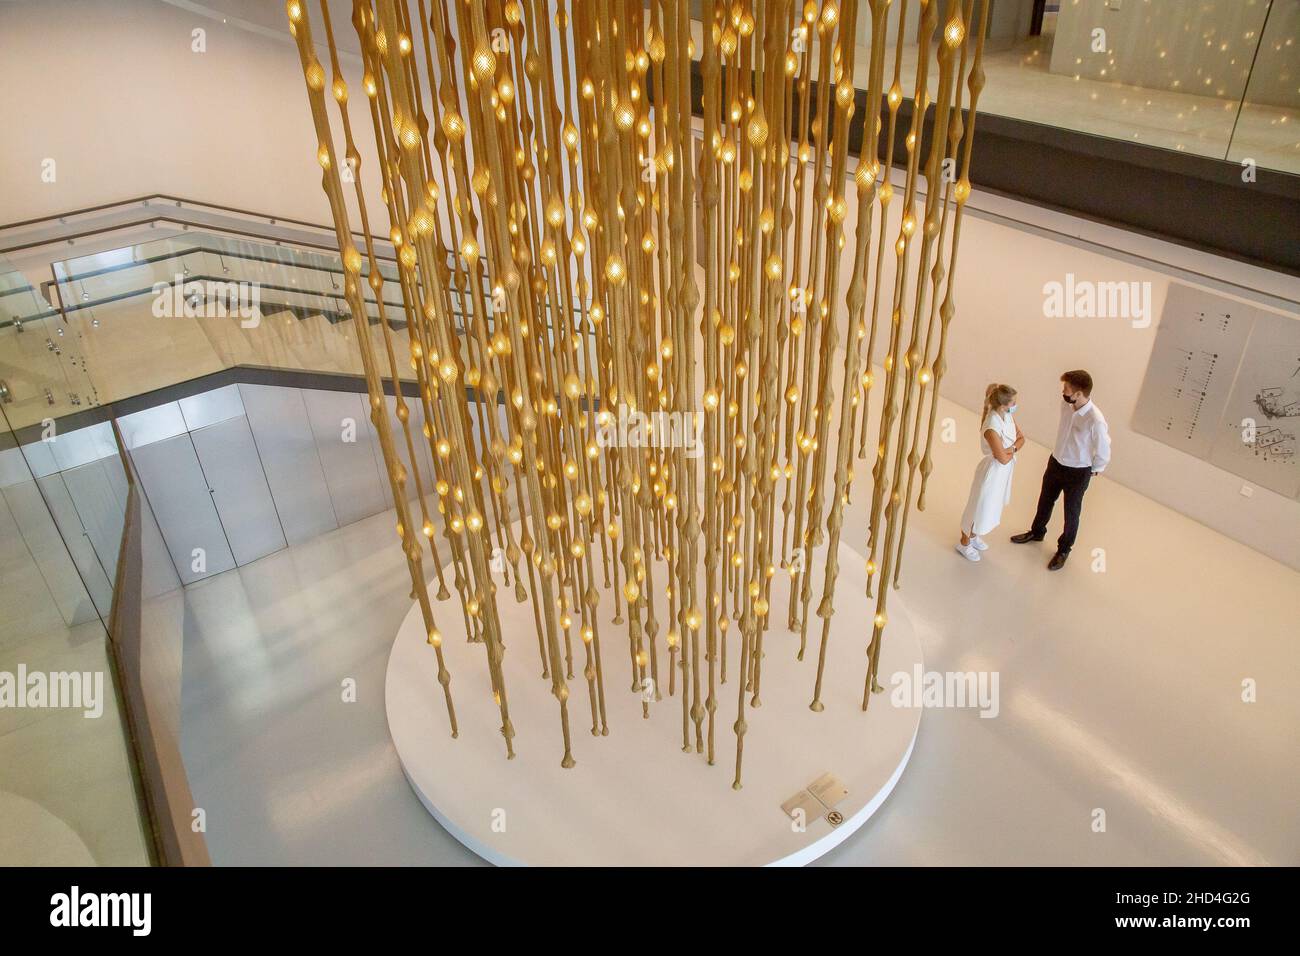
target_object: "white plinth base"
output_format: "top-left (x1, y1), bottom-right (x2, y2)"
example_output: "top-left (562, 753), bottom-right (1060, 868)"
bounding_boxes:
top-left (0, 792), bottom-right (96, 866)
top-left (385, 538), bottom-right (922, 866)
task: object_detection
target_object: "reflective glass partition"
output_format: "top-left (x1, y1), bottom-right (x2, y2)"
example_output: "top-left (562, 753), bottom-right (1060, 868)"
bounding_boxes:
top-left (803, 0), bottom-right (1300, 172)
top-left (3, 229), bottom-right (556, 425)
top-left (0, 405), bottom-right (151, 865)
top-left (1229, 0), bottom-right (1300, 170)
top-left (1022, 0), bottom-right (1294, 169)
top-left (48, 232), bottom-right (410, 419)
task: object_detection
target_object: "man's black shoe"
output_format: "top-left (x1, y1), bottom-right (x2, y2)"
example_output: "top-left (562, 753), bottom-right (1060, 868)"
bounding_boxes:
top-left (1010, 531), bottom-right (1044, 544)
top-left (1047, 552), bottom-right (1068, 571)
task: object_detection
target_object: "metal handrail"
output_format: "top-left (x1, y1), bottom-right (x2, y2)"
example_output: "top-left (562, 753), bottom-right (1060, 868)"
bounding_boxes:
top-left (0, 194), bottom-right (383, 259)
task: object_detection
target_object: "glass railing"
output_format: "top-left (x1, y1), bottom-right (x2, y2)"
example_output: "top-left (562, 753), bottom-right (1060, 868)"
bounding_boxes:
top-left (0, 230), bottom-right (506, 430)
top-left (0, 400), bottom-right (152, 864)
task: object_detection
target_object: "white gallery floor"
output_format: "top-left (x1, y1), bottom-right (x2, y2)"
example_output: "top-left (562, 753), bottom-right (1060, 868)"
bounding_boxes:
top-left (160, 388), bottom-right (1299, 866)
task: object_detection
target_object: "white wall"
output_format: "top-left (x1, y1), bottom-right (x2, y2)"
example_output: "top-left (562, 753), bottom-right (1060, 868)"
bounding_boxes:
top-left (0, 0), bottom-right (386, 228)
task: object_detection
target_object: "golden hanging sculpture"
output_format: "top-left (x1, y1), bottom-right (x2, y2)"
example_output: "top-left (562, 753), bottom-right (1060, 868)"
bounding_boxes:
top-left (288, 0), bottom-right (987, 788)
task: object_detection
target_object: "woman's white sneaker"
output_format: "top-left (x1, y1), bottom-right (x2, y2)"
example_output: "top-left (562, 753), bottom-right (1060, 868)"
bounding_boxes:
top-left (969, 535), bottom-right (989, 551)
top-left (955, 542), bottom-right (981, 562)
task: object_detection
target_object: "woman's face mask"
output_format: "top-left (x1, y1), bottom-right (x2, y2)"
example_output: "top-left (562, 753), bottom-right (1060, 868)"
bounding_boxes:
top-left (1007, 403), bottom-right (1018, 414)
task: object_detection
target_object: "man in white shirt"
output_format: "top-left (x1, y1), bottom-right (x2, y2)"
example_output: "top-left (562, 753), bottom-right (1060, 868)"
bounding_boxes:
top-left (1011, 370), bottom-right (1111, 570)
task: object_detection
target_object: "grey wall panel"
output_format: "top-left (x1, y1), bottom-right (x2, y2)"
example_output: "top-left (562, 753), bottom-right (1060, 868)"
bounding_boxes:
top-left (379, 395), bottom-right (447, 513)
top-left (179, 383), bottom-right (245, 432)
top-left (302, 389), bottom-right (387, 527)
top-left (369, 397), bottom-right (395, 510)
top-left (48, 422), bottom-right (118, 472)
top-left (13, 438), bottom-right (59, 480)
top-left (0, 446), bottom-right (36, 488)
top-left (409, 400), bottom-right (447, 520)
top-left (59, 457), bottom-right (130, 591)
top-left (406, 399), bottom-right (437, 496)
top-left (130, 435), bottom-right (236, 585)
top-left (189, 416), bottom-right (287, 566)
top-left (383, 394), bottom-right (427, 508)
top-left (0, 486), bottom-right (84, 638)
top-left (119, 402), bottom-right (187, 450)
top-left (1, 480), bottom-right (101, 627)
top-left (239, 384), bottom-right (338, 545)
top-left (139, 492), bottom-right (182, 599)
top-left (34, 474), bottom-right (114, 619)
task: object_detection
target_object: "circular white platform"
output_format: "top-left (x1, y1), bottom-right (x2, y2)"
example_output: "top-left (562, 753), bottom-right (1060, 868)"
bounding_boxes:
top-left (385, 538), bottom-right (922, 866)
top-left (0, 792), bottom-right (97, 866)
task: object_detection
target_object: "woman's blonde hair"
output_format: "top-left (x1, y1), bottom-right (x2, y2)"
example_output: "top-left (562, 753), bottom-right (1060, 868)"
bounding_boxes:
top-left (982, 383), bottom-right (1017, 421)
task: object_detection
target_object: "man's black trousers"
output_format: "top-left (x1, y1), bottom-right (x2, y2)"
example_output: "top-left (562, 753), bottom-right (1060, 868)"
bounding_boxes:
top-left (1030, 456), bottom-right (1092, 554)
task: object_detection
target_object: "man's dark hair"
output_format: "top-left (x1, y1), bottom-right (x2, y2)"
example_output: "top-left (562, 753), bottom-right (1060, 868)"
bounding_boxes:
top-left (1061, 369), bottom-right (1093, 396)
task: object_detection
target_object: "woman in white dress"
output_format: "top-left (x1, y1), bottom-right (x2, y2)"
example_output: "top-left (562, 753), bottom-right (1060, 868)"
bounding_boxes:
top-left (956, 384), bottom-right (1024, 562)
